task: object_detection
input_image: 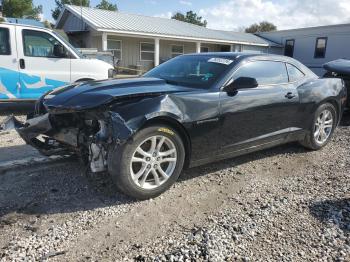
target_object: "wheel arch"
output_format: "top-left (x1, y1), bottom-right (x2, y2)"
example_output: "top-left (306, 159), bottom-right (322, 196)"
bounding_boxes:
top-left (141, 116), bottom-right (192, 169)
top-left (319, 98), bottom-right (341, 124)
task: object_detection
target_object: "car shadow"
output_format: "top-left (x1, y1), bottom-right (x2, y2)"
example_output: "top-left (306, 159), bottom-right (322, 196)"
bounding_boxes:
top-left (0, 111), bottom-right (348, 218)
top-left (0, 159), bottom-right (135, 219)
top-left (0, 142), bottom-right (307, 219)
top-left (180, 142), bottom-right (306, 182)
top-left (309, 198), bottom-right (350, 233)
top-left (0, 143), bottom-right (40, 163)
top-left (339, 109), bottom-right (350, 126)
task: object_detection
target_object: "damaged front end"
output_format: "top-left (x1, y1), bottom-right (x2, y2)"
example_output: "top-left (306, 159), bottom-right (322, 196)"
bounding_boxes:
top-left (0, 111), bottom-right (134, 173)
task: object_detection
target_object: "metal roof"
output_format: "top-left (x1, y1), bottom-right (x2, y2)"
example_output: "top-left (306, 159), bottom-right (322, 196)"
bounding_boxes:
top-left (57, 5), bottom-right (276, 47)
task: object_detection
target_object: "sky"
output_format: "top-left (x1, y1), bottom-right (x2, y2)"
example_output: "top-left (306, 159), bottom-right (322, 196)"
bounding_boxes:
top-left (33, 0), bottom-right (350, 31)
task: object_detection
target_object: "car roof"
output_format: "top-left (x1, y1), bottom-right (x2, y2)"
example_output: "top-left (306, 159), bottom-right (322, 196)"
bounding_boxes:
top-left (1, 22), bottom-right (49, 31)
top-left (184, 52), bottom-right (293, 62)
top-left (183, 52), bottom-right (316, 77)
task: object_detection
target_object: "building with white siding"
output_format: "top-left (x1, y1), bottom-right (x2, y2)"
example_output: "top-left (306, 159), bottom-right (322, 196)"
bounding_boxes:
top-left (55, 5), bottom-right (281, 73)
top-left (259, 24), bottom-right (350, 76)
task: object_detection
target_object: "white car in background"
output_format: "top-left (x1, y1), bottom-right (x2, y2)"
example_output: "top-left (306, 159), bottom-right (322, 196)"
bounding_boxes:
top-left (0, 22), bottom-right (114, 104)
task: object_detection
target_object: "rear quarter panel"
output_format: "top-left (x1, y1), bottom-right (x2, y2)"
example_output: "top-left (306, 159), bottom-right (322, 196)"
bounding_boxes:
top-left (297, 78), bottom-right (346, 129)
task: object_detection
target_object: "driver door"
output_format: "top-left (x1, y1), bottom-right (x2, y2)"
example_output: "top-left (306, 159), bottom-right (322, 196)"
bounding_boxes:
top-left (16, 26), bottom-right (71, 99)
top-left (219, 60), bottom-right (300, 154)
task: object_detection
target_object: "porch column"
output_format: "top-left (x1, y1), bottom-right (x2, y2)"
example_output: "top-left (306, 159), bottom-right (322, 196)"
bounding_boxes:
top-left (196, 42), bottom-right (201, 53)
top-left (154, 38), bottom-right (160, 66)
top-left (102, 32), bottom-right (108, 51)
top-left (235, 44), bottom-right (241, 52)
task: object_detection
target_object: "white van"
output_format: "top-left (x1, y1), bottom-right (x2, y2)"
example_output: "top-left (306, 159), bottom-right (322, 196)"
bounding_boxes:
top-left (0, 22), bottom-right (114, 102)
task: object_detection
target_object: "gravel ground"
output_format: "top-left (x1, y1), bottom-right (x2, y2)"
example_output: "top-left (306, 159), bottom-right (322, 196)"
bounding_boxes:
top-left (0, 115), bottom-right (41, 163)
top-left (0, 113), bottom-right (349, 261)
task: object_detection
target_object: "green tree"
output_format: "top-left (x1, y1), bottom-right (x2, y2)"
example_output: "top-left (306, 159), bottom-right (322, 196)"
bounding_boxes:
top-left (96, 0), bottom-right (117, 11)
top-left (43, 20), bottom-right (53, 29)
top-left (171, 11), bottom-right (207, 27)
top-left (52, 0), bottom-right (90, 20)
top-left (245, 21), bottom-right (277, 33)
top-left (3, 0), bottom-right (42, 20)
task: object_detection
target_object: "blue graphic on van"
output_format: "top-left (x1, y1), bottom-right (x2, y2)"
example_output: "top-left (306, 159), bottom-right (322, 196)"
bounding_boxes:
top-left (0, 67), bottom-right (67, 100)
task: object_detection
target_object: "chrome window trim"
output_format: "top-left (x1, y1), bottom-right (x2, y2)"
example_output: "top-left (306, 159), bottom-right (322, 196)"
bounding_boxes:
top-left (221, 58), bottom-right (307, 91)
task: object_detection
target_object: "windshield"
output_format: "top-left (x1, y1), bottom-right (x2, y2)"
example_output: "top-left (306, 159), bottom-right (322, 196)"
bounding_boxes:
top-left (144, 55), bottom-right (234, 88)
top-left (53, 31), bottom-right (84, 58)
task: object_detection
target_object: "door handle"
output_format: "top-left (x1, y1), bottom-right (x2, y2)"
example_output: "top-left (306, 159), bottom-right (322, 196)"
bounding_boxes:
top-left (19, 59), bottom-right (25, 69)
top-left (285, 92), bottom-right (296, 99)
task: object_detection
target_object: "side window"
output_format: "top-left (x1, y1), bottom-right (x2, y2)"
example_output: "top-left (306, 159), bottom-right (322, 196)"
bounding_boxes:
top-left (286, 63), bottom-right (305, 82)
top-left (140, 42), bottom-right (155, 61)
top-left (0, 28), bottom-right (11, 55)
top-left (284, 39), bottom-right (295, 57)
top-left (233, 61), bottom-right (288, 86)
top-left (200, 46), bottom-right (209, 53)
top-left (314, 37), bottom-right (327, 59)
top-left (171, 45), bottom-right (184, 58)
top-left (107, 36), bottom-right (122, 60)
top-left (22, 29), bottom-right (68, 58)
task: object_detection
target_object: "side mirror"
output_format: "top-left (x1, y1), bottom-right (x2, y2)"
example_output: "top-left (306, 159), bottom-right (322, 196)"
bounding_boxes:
top-left (53, 44), bottom-right (67, 58)
top-left (224, 77), bottom-right (258, 93)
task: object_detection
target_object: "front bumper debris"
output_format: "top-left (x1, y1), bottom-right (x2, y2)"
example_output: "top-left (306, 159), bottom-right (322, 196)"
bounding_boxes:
top-left (0, 114), bottom-right (70, 156)
top-left (1, 111), bottom-right (136, 172)
top-left (0, 115), bottom-right (23, 131)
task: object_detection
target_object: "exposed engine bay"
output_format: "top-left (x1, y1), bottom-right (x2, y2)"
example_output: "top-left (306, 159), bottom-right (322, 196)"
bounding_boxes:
top-left (1, 111), bottom-right (134, 173)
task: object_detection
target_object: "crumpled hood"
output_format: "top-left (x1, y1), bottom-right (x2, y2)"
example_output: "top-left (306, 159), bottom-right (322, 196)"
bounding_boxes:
top-left (43, 77), bottom-right (195, 113)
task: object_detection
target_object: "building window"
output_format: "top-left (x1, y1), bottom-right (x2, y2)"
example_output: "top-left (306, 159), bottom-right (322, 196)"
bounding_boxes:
top-left (314, 37), bottom-right (327, 59)
top-left (200, 46), bottom-right (209, 53)
top-left (140, 42), bottom-right (154, 61)
top-left (284, 39), bottom-right (295, 57)
top-left (0, 28), bottom-right (11, 55)
top-left (107, 36), bottom-right (122, 60)
top-left (171, 45), bottom-right (184, 58)
top-left (220, 45), bottom-right (231, 52)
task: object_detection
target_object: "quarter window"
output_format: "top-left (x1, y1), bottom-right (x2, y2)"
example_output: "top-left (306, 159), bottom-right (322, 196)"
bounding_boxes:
top-left (314, 37), bottom-right (327, 58)
top-left (284, 39), bottom-right (295, 57)
top-left (22, 29), bottom-right (68, 58)
top-left (233, 61), bottom-right (289, 85)
top-left (140, 42), bottom-right (154, 61)
top-left (286, 63), bottom-right (305, 82)
top-left (107, 36), bottom-right (122, 60)
top-left (200, 46), bottom-right (209, 53)
top-left (171, 45), bottom-right (184, 58)
top-left (0, 28), bottom-right (11, 55)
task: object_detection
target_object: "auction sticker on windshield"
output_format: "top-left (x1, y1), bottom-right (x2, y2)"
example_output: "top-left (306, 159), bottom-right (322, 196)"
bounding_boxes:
top-left (208, 58), bottom-right (234, 65)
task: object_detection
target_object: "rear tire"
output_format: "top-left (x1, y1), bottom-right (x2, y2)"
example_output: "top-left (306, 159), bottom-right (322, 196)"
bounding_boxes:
top-left (108, 124), bottom-right (185, 200)
top-left (300, 102), bottom-right (337, 150)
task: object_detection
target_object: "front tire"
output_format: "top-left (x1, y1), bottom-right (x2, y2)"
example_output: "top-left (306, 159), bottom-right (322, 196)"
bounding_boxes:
top-left (108, 125), bottom-right (185, 200)
top-left (300, 102), bottom-right (337, 150)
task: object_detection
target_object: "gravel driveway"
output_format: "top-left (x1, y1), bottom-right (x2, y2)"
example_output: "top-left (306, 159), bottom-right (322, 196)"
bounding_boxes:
top-left (0, 113), bottom-right (349, 261)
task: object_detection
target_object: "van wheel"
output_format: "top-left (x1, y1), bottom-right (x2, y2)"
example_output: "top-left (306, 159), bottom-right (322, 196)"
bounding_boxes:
top-left (108, 125), bottom-right (185, 200)
top-left (300, 103), bottom-right (337, 150)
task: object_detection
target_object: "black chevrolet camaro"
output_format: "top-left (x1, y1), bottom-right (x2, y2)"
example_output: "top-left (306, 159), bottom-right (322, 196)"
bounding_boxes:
top-left (3, 53), bottom-right (347, 199)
